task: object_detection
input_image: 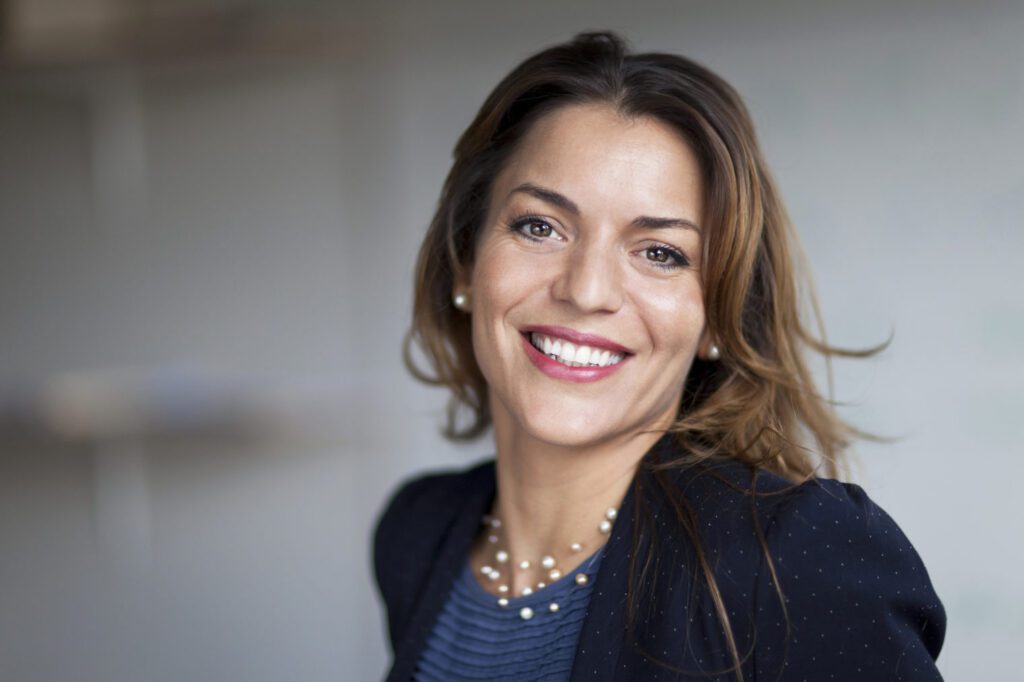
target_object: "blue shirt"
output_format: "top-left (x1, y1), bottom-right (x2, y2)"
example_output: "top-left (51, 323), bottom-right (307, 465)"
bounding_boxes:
top-left (414, 546), bottom-right (604, 681)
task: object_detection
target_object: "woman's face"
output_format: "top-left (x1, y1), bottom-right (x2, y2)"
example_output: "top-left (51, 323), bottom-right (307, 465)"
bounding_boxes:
top-left (461, 102), bottom-right (710, 449)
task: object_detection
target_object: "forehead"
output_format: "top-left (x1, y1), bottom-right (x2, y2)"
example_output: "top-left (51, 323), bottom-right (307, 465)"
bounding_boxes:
top-left (490, 102), bottom-right (704, 220)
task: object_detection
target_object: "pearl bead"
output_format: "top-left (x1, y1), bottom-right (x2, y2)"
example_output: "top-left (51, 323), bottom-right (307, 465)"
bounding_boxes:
top-left (480, 504), bottom-right (613, 619)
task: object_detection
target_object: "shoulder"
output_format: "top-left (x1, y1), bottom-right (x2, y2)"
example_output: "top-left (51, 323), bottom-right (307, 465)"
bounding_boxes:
top-left (764, 476), bottom-right (943, 608)
top-left (646, 458), bottom-right (946, 678)
top-left (372, 457), bottom-right (494, 569)
top-left (765, 476), bottom-right (926, 562)
top-left (755, 476), bottom-right (947, 678)
top-left (660, 458), bottom-right (941, 590)
top-left (371, 457), bottom-right (494, 646)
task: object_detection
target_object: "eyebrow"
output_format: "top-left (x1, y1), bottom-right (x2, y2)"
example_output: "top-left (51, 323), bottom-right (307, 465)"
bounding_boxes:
top-left (508, 182), bottom-right (701, 234)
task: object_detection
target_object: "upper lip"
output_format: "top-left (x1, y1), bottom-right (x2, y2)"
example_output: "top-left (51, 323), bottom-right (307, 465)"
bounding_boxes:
top-left (522, 325), bottom-right (633, 355)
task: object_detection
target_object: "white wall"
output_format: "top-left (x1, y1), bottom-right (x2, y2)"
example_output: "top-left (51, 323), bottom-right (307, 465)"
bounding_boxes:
top-left (0, 1), bottom-right (1020, 679)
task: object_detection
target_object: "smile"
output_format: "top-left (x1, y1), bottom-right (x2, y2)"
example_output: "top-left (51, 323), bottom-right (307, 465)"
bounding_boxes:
top-left (519, 330), bottom-right (632, 384)
top-left (528, 332), bottom-right (625, 368)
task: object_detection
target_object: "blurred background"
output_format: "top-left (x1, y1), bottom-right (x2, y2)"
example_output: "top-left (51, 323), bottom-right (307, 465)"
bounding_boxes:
top-left (0, 0), bottom-right (1020, 680)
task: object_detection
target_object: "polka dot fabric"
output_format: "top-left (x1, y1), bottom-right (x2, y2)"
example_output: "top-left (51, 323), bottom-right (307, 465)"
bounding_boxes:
top-left (373, 435), bottom-right (946, 681)
top-left (754, 479), bottom-right (946, 680)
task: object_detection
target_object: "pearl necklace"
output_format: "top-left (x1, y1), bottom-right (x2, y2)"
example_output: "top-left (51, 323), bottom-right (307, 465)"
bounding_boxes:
top-left (478, 506), bottom-right (619, 620)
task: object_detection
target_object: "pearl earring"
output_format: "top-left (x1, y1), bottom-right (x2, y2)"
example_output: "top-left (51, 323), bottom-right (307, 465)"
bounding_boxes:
top-left (453, 292), bottom-right (468, 310)
top-left (707, 343), bottom-right (721, 361)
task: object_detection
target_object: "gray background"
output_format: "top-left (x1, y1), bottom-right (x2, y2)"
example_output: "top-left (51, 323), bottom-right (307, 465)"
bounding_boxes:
top-left (1, 0), bottom-right (1021, 679)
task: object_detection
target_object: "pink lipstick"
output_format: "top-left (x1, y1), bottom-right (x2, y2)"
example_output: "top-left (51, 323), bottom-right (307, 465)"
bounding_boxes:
top-left (520, 331), bottom-right (631, 383)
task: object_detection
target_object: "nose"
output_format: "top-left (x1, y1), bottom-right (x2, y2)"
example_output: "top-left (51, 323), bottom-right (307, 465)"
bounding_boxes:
top-left (551, 233), bottom-right (624, 313)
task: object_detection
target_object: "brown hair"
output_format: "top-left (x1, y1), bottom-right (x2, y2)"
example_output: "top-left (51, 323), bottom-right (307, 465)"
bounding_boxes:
top-left (403, 30), bottom-right (890, 680)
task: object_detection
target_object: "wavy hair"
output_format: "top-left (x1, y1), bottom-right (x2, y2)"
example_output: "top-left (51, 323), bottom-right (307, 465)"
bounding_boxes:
top-left (403, 30), bottom-right (890, 680)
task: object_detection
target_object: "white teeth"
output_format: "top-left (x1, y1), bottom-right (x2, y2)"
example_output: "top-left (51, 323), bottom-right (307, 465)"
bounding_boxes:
top-left (528, 332), bottom-right (627, 368)
top-left (562, 342), bottom-right (576, 363)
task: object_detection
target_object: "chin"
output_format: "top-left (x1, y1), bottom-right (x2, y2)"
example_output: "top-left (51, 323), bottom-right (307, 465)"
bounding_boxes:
top-left (516, 405), bottom-right (618, 449)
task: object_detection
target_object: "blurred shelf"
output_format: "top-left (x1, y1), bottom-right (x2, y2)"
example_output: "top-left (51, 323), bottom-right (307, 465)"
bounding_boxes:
top-left (0, 364), bottom-right (355, 445)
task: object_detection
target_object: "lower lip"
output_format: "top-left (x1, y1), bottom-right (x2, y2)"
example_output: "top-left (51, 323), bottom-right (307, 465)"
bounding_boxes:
top-left (520, 333), bottom-right (631, 383)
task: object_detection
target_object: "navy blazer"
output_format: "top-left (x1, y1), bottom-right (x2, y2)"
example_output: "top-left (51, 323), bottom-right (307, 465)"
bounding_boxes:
top-left (372, 435), bottom-right (946, 681)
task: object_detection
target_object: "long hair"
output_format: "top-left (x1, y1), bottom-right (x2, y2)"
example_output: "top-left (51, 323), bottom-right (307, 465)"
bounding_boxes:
top-left (403, 30), bottom-right (890, 680)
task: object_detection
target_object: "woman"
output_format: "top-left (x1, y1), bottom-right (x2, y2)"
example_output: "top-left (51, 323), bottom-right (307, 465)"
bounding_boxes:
top-left (373, 31), bottom-right (946, 681)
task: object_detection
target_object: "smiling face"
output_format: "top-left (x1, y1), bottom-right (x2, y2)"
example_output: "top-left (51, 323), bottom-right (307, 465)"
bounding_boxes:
top-left (459, 102), bottom-right (711, 449)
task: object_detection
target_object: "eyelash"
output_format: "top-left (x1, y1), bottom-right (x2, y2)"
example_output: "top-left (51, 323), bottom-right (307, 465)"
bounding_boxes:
top-left (504, 214), bottom-right (691, 271)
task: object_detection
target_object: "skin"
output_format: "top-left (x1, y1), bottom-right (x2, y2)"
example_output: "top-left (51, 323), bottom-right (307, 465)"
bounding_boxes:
top-left (456, 102), bottom-right (717, 597)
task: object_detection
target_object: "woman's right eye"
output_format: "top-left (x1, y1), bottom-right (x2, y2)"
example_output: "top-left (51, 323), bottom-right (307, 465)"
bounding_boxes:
top-left (508, 216), bottom-right (556, 241)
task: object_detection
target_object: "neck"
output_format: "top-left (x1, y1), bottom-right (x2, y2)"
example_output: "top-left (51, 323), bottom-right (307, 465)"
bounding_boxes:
top-left (487, 404), bottom-right (668, 576)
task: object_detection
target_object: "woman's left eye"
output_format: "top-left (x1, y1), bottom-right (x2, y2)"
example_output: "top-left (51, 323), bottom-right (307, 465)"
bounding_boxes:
top-left (508, 216), bottom-right (557, 241)
top-left (643, 244), bottom-right (689, 270)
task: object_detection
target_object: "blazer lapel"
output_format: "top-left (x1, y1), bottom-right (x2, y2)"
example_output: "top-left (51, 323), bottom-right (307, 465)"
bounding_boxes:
top-left (385, 462), bottom-right (497, 682)
top-left (567, 476), bottom-right (636, 682)
top-left (569, 433), bottom-right (676, 682)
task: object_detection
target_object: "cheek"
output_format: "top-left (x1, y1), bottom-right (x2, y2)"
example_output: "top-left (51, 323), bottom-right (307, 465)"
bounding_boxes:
top-left (640, 282), bottom-right (706, 351)
top-left (468, 244), bottom-right (542, 369)
top-left (472, 241), bottom-right (548, 320)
